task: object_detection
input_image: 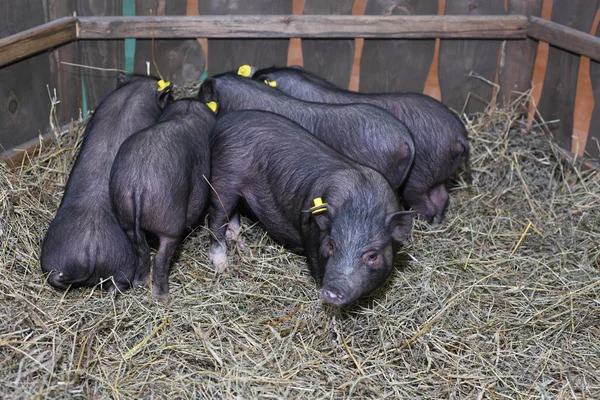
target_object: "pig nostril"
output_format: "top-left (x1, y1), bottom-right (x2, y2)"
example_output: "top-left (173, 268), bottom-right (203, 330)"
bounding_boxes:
top-left (322, 288), bottom-right (344, 302)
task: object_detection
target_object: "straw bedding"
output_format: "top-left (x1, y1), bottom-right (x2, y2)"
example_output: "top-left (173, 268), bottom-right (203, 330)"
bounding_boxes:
top-left (1, 97), bottom-right (599, 399)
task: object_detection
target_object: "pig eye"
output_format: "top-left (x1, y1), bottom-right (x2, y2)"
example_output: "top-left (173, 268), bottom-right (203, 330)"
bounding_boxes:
top-left (363, 251), bottom-right (381, 267)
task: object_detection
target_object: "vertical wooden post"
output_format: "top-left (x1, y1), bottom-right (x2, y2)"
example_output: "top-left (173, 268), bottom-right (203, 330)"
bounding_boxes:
top-left (76, 0), bottom-right (125, 114)
top-left (198, 0), bottom-right (293, 76)
top-left (301, 0), bottom-right (354, 89)
top-left (587, 23), bottom-right (600, 160)
top-left (497, 0), bottom-right (543, 108)
top-left (359, 0), bottom-right (438, 93)
top-left (438, 0), bottom-right (505, 114)
top-left (134, 0), bottom-right (206, 85)
top-left (537, 0), bottom-right (599, 152)
top-left (47, 0), bottom-right (82, 126)
top-left (0, 1), bottom-right (51, 151)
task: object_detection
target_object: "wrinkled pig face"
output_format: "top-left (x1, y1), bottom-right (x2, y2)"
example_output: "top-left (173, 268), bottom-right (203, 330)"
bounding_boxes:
top-left (314, 203), bottom-right (414, 307)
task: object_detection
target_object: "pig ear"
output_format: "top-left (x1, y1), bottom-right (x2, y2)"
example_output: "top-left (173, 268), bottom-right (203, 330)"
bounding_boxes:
top-left (198, 78), bottom-right (217, 103)
top-left (387, 211), bottom-right (415, 244)
top-left (312, 204), bottom-right (335, 231)
top-left (116, 72), bottom-right (132, 87)
top-left (156, 88), bottom-right (172, 110)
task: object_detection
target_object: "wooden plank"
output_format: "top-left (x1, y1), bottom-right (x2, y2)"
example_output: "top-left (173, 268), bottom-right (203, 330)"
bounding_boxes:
top-left (0, 17), bottom-right (77, 68)
top-left (76, 1), bottom-right (124, 113)
top-left (198, 0), bottom-right (293, 76)
top-left (438, 0), bottom-right (505, 114)
top-left (498, 0), bottom-right (543, 107)
top-left (0, 1), bottom-right (52, 152)
top-left (1, 132), bottom-right (54, 168)
top-left (360, 0), bottom-right (437, 93)
top-left (134, 0), bottom-right (206, 85)
top-left (587, 23), bottom-right (600, 160)
top-left (47, 2), bottom-right (82, 127)
top-left (301, 0), bottom-right (354, 88)
top-left (537, 0), bottom-right (599, 151)
top-left (77, 15), bottom-right (528, 39)
top-left (528, 16), bottom-right (600, 63)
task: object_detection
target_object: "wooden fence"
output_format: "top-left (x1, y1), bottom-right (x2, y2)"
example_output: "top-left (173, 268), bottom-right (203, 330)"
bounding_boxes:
top-left (1, 0), bottom-right (600, 163)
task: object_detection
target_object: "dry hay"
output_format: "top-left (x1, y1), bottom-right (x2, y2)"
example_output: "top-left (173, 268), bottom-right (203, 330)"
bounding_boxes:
top-left (1, 98), bottom-right (599, 400)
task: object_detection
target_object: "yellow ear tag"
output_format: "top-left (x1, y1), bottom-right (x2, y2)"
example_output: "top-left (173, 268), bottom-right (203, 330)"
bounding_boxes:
top-left (206, 101), bottom-right (218, 113)
top-left (157, 79), bottom-right (171, 92)
top-left (310, 197), bottom-right (328, 215)
top-left (237, 64), bottom-right (253, 78)
top-left (264, 79), bottom-right (277, 88)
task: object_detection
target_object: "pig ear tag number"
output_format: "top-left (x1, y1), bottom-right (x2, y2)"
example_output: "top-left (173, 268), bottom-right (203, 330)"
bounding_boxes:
top-left (157, 79), bottom-right (171, 92)
top-left (310, 198), bottom-right (328, 215)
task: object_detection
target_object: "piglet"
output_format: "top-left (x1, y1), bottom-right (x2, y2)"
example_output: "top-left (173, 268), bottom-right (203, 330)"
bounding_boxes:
top-left (208, 110), bottom-right (414, 307)
top-left (41, 75), bottom-right (171, 291)
top-left (253, 65), bottom-right (471, 224)
top-left (109, 99), bottom-right (215, 302)
top-left (199, 72), bottom-right (415, 192)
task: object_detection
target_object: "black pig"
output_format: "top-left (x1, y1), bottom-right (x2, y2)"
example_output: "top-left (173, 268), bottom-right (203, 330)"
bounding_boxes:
top-left (199, 73), bottom-right (415, 191)
top-left (109, 99), bottom-right (215, 302)
top-left (41, 75), bottom-right (171, 291)
top-left (252, 65), bottom-right (470, 224)
top-left (208, 110), bottom-right (414, 307)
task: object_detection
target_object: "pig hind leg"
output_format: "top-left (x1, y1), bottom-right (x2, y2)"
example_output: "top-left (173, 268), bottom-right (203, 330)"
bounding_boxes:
top-left (126, 192), bottom-right (151, 287)
top-left (226, 212), bottom-right (247, 253)
top-left (151, 235), bottom-right (180, 302)
top-left (128, 229), bottom-right (151, 287)
top-left (208, 195), bottom-right (240, 273)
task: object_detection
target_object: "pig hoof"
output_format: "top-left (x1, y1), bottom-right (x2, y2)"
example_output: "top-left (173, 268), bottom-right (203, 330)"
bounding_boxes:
top-left (209, 243), bottom-right (228, 273)
top-left (151, 288), bottom-right (169, 304)
top-left (236, 239), bottom-right (248, 254)
top-left (214, 260), bottom-right (228, 274)
top-left (134, 274), bottom-right (151, 287)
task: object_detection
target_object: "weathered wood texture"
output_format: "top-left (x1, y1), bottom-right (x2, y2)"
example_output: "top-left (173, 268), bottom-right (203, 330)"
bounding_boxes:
top-left (528, 16), bottom-right (600, 63)
top-left (300, 0), bottom-right (354, 89)
top-left (77, 15), bottom-right (528, 39)
top-left (47, 1), bottom-right (82, 127)
top-left (76, 0), bottom-right (124, 114)
top-left (438, 0), bottom-right (505, 114)
top-left (198, 1), bottom-right (293, 76)
top-left (498, 0), bottom-right (543, 107)
top-left (587, 23), bottom-right (600, 160)
top-left (537, 0), bottom-right (599, 151)
top-left (0, 1), bottom-right (51, 152)
top-left (360, 0), bottom-right (437, 93)
top-left (134, 0), bottom-right (205, 85)
top-left (0, 17), bottom-right (77, 68)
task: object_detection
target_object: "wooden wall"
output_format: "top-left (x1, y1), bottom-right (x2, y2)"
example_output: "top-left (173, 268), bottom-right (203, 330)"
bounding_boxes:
top-left (1, 0), bottom-right (600, 163)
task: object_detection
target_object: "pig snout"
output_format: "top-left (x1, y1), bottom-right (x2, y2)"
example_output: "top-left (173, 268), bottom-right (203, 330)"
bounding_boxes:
top-left (321, 279), bottom-right (362, 308)
top-left (321, 286), bottom-right (348, 307)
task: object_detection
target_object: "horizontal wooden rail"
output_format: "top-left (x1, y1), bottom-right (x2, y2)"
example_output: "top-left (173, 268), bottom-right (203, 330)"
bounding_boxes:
top-left (0, 16), bottom-right (78, 67)
top-left (77, 15), bottom-right (528, 39)
top-left (527, 16), bottom-right (600, 62)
